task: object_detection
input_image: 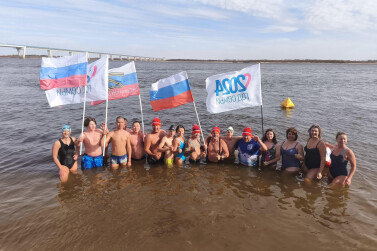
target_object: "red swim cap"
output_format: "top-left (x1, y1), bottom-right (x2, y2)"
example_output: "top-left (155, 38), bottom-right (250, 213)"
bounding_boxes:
top-left (242, 127), bottom-right (252, 136)
top-left (152, 117), bottom-right (161, 126)
top-left (211, 126), bottom-right (220, 134)
top-left (192, 124), bottom-right (200, 134)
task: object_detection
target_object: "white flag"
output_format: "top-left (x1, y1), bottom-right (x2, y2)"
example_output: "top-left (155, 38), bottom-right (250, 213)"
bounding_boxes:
top-left (45, 56), bottom-right (108, 107)
top-left (206, 64), bottom-right (262, 114)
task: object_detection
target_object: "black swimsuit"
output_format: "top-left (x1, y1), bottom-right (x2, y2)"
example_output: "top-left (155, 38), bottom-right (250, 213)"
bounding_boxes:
top-left (304, 141), bottom-right (321, 170)
top-left (330, 148), bottom-right (348, 178)
top-left (58, 137), bottom-right (76, 169)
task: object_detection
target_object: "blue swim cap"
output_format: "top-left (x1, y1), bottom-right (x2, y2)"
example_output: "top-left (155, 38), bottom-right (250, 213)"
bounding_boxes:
top-left (62, 125), bottom-right (71, 132)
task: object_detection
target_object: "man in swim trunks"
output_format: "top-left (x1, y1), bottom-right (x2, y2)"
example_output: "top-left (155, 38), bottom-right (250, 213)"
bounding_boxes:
top-left (158, 125), bottom-right (176, 166)
top-left (76, 117), bottom-right (105, 169)
top-left (185, 124), bottom-right (203, 164)
top-left (236, 127), bottom-right (267, 167)
top-left (130, 121), bottom-right (146, 161)
top-left (103, 116), bottom-right (132, 169)
top-left (221, 126), bottom-right (242, 162)
top-left (144, 117), bottom-right (166, 164)
top-left (205, 126), bottom-right (229, 163)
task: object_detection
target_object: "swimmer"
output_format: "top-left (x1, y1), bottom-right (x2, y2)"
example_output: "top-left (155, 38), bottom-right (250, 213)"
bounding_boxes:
top-left (261, 129), bottom-right (281, 169)
top-left (221, 126), bottom-right (242, 162)
top-left (172, 125), bottom-right (186, 165)
top-left (205, 126), bottom-right (229, 163)
top-left (158, 125), bottom-right (176, 166)
top-left (52, 125), bottom-right (78, 182)
top-left (280, 127), bottom-right (304, 172)
top-left (144, 117), bottom-right (166, 164)
top-left (236, 127), bottom-right (267, 167)
top-left (303, 124), bottom-right (326, 182)
top-left (76, 117), bottom-right (105, 169)
top-left (130, 121), bottom-right (146, 161)
top-left (185, 124), bottom-right (203, 164)
top-left (327, 132), bottom-right (356, 188)
top-left (103, 116), bottom-right (132, 169)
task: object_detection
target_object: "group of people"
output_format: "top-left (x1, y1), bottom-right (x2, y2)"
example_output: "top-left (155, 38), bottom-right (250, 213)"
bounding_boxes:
top-left (53, 117), bottom-right (356, 188)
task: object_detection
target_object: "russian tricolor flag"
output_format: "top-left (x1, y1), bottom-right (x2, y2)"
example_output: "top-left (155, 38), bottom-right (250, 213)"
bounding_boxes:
top-left (40, 53), bottom-right (87, 90)
top-left (150, 71), bottom-right (193, 112)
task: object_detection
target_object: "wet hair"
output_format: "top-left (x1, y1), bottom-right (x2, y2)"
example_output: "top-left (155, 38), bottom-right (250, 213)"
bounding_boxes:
top-left (336, 132), bottom-right (347, 139)
top-left (84, 117), bottom-right (96, 127)
top-left (176, 125), bottom-right (185, 133)
top-left (286, 127), bottom-right (298, 141)
top-left (132, 120), bottom-right (141, 126)
top-left (262, 129), bottom-right (277, 144)
top-left (308, 124), bottom-right (322, 139)
top-left (116, 116), bottom-right (125, 122)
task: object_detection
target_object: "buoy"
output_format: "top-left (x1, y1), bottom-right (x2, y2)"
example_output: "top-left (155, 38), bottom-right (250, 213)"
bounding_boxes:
top-left (325, 144), bottom-right (332, 168)
top-left (281, 97), bottom-right (295, 108)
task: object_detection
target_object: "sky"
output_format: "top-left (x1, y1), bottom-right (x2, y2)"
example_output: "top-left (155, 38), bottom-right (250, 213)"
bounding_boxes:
top-left (0, 0), bottom-right (377, 60)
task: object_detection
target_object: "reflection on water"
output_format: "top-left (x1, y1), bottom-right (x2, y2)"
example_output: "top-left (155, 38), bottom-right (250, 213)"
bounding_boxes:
top-left (281, 107), bottom-right (294, 118)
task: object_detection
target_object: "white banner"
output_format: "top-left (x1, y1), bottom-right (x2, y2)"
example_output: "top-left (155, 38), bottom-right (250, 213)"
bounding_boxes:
top-left (206, 64), bottom-right (262, 114)
top-left (45, 56), bottom-right (108, 107)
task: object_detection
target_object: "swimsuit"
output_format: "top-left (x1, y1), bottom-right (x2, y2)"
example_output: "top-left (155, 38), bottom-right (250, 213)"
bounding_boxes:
top-left (188, 158), bottom-right (200, 164)
top-left (111, 153), bottom-right (128, 165)
top-left (58, 137), bottom-right (76, 169)
top-left (280, 142), bottom-right (300, 169)
top-left (164, 158), bottom-right (174, 166)
top-left (147, 155), bottom-right (163, 165)
top-left (81, 154), bottom-right (103, 169)
top-left (330, 148), bottom-right (348, 178)
top-left (304, 141), bottom-right (321, 169)
top-left (237, 139), bottom-right (260, 167)
top-left (261, 144), bottom-right (276, 166)
top-left (131, 155), bottom-right (146, 161)
top-left (176, 139), bottom-right (186, 161)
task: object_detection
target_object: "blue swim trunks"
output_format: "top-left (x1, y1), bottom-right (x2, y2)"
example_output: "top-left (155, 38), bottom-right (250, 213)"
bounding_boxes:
top-left (81, 154), bottom-right (103, 170)
top-left (111, 153), bottom-right (128, 165)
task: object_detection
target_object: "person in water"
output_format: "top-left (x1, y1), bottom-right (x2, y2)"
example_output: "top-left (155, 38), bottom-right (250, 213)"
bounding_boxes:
top-left (326, 132), bottom-right (356, 187)
top-left (280, 127), bottom-right (304, 172)
top-left (158, 125), bottom-right (176, 167)
top-left (144, 117), bottom-right (166, 164)
top-left (261, 129), bottom-right (281, 169)
top-left (205, 126), bottom-right (229, 163)
top-left (303, 124), bottom-right (326, 182)
top-left (236, 127), bottom-right (267, 167)
top-left (103, 116), bottom-right (132, 169)
top-left (221, 126), bottom-right (242, 162)
top-left (172, 125), bottom-right (186, 165)
top-left (185, 124), bottom-right (203, 164)
top-left (130, 121), bottom-right (146, 161)
top-left (52, 125), bottom-right (78, 182)
top-left (76, 117), bottom-right (105, 169)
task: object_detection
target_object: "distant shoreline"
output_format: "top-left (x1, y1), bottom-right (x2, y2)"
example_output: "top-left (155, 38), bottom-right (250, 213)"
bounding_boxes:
top-left (1, 55), bottom-right (376, 64)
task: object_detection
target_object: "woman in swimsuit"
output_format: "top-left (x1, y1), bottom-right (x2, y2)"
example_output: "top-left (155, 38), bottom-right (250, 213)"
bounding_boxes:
top-left (261, 129), bottom-right (280, 169)
top-left (328, 132), bottom-right (356, 188)
top-left (303, 124), bottom-right (326, 182)
top-left (172, 125), bottom-right (186, 165)
top-left (52, 125), bottom-right (78, 182)
top-left (280, 127), bottom-right (304, 172)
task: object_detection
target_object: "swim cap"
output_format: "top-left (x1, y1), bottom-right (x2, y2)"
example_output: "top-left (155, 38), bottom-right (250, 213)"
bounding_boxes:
top-left (192, 124), bottom-right (200, 134)
top-left (211, 126), bottom-right (220, 134)
top-left (152, 117), bottom-right (161, 126)
top-left (169, 125), bottom-right (176, 131)
top-left (62, 125), bottom-right (71, 132)
top-left (227, 126), bottom-right (234, 132)
top-left (242, 127), bottom-right (252, 136)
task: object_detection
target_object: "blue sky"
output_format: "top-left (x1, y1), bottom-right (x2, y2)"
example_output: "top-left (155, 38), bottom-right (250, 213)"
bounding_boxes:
top-left (1, 0), bottom-right (376, 60)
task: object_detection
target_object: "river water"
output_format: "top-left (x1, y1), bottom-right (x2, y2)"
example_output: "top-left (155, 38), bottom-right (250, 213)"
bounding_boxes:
top-left (0, 58), bottom-right (376, 250)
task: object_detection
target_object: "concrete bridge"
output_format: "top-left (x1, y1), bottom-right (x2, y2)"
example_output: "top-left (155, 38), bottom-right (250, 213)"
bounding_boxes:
top-left (0, 43), bottom-right (164, 61)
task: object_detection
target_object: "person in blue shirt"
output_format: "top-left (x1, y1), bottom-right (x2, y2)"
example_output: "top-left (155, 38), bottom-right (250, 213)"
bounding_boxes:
top-left (236, 127), bottom-right (267, 167)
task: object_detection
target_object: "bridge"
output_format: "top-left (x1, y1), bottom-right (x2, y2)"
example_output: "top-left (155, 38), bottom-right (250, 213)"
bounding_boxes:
top-left (0, 43), bottom-right (164, 61)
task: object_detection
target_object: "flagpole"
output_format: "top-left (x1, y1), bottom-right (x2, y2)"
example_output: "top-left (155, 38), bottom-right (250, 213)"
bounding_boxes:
top-left (259, 63), bottom-right (264, 134)
top-left (261, 105), bottom-right (264, 134)
top-left (79, 52), bottom-right (89, 155)
top-left (102, 56), bottom-right (109, 156)
top-left (103, 98), bottom-right (108, 156)
top-left (138, 94), bottom-right (145, 141)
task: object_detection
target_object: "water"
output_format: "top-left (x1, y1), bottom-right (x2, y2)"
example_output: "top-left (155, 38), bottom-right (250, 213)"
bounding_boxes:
top-left (0, 58), bottom-right (376, 250)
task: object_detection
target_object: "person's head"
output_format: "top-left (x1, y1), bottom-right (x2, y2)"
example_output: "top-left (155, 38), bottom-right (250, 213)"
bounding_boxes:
top-left (61, 125), bottom-right (71, 138)
top-left (286, 127), bottom-right (298, 141)
top-left (308, 124), bottom-right (322, 139)
top-left (115, 116), bottom-right (125, 130)
top-left (123, 117), bottom-right (128, 128)
top-left (84, 117), bottom-right (96, 131)
top-left (168, 125), bottom-right (176, 137)
top-left (263, 129), bottom-right (277, 143)
top-left (132, 121), bottom-right (141, 132)
top-left (336, 132), bottom-right (347, 145)
top-left (211, 126), bottom-right (221, 139)
top-left (242, 127), bottom-right (252, 142)
top-left (226, 126), bottom-right (234, 138)
top-left (192, 124), bottom-right (201, 139)
top-left (152, 117), bottom-right (161, 133)
top-left (176, 125), bottom-right (185, 137)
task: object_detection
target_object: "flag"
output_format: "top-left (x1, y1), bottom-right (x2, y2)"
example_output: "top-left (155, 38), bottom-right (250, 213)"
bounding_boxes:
top-left (45, 56), bottom-right (108, 107)
top-left (150, 71), bottom-right (193, 112)
top-left (40, 53), bottom-right (87, 90)
top-left (90, 61), bottom-right (140, 105)
top-left (206, 64), bottom-right (262, 114)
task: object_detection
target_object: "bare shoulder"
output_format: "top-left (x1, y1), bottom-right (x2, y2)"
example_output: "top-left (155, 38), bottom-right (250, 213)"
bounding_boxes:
top-left (53, 140), bottom-right (61, 147)
top-left (71, 137), bottom-right (76, 142)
